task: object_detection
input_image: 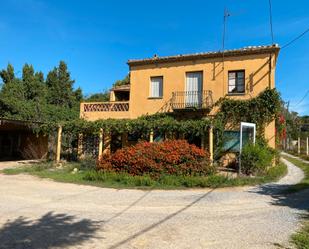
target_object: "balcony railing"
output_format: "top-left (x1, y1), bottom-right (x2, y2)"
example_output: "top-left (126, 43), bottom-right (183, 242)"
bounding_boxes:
top-left (83, 101), bottom-right (129, 112)
top-left (171, 90), bottom-right (213, 110)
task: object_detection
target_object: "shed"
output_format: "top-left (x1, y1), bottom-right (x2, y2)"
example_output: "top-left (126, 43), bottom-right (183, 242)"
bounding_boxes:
top-left (0, 118), bottom-right (48, 161)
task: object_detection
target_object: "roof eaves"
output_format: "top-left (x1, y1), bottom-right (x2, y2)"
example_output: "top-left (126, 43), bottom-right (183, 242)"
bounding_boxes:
top-left (127, 44), bottom-right (280, 66)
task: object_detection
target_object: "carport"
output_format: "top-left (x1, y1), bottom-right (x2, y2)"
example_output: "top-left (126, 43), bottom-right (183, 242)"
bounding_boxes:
top-left (0, 118), bottom-right (48, 161)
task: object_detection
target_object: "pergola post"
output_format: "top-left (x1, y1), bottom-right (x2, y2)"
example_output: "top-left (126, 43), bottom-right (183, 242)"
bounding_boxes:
top-left (56, 125), bottom-right (62, 163)
top-left (122, 132), bottom-right (128, 148)
top-left (98, 128), bottom-right (103, 159)
top-left (298, 137), bottom-right (301, 154)
top-left (149, 129), bottom-right (154, 143)
top-left (103, 132), bottom-right (111, 155)
top-left (77, 133), bottom-right (83, 159)
top-left (201, 132), bottom-right (206, 150)
top-left (209, 126), bottom-right (214, 164)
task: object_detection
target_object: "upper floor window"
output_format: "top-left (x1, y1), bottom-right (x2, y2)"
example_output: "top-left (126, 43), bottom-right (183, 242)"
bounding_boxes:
top-left (150, 76), bottom-right (163, 98)
top-left (228, 70), bottom-right (245, 94)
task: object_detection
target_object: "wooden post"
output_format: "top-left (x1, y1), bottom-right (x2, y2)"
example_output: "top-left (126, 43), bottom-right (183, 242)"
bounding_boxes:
top-left (307, 137), bottom-right (309, 156)
top-left (298, 137), bottom-right (301, 154)
top-left (209, 126), bottom-right (214, 163)
top-left (77, 133), bottom-right (83, 159)
top-left (201, 133), bottom-right (206, 150)
top-left (149, 130), bottom-right (154, 143)
top-left (103, 132), bottom-right (111, 155)
top-left (98, 128), bottom-right (103, 159)
top-left (122, 132), bottom-right (128, 148)
top-left (56, 125), bottom-right (62, 163)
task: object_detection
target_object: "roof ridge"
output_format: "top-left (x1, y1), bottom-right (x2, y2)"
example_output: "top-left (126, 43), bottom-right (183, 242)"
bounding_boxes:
top-left (128, 44), bottom-right (280, 66)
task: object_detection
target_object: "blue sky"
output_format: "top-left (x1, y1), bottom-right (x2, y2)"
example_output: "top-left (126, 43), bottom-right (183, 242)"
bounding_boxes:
top-left (0, 0), bottom-right (308, 114)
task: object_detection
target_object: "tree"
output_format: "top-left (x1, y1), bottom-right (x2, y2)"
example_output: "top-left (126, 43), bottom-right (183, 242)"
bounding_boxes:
top-left (0, 61), bottom-right (83, 122)
top-left (112, 74), bottom-right (130, 87)
top-left (84, 90), bottom-right (110, 102)
top-left (46, 61), bottom-right (78, 108)
top-left (0, 64), bottom-right (15, 84)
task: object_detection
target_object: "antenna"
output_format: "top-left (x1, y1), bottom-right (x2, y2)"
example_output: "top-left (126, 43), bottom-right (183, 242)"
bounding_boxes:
top-left (222, 8), bottom-right (230, 52)
top-left (222, 8), bottom-right (230, 95)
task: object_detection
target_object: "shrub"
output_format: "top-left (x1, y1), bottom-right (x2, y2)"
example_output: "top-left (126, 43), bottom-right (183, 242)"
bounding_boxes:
top-left (240, 143), bottom-right (275, 175)
top-left (78, 157), bottom-right (96, 170)
top-left (97, 140), bottom-right (213, 177)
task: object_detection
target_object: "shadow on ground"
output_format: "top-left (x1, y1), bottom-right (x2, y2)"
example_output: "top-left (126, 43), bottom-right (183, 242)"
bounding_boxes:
top-left (108, 188), bottom-right (215, 249)
top-left (250, 182), bottom-right (309, 212)
top-left (0, 212), bottom-right (102, 249)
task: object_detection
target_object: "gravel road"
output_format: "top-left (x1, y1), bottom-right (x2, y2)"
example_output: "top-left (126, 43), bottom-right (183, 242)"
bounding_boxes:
top-left (0, 157), bottom-right (308, 249)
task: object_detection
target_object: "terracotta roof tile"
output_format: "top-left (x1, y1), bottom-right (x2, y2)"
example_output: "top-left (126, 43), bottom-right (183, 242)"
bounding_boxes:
top-left (128, 44), bottom-right (280, 66)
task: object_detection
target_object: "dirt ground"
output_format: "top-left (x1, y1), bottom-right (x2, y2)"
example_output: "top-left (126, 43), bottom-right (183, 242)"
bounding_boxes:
top-left (0, 157), bottom-right (308, 249)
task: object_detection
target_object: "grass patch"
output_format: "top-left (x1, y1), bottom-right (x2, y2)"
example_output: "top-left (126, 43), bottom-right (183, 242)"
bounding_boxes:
top-left (282, 153), bottom-right (309, 248)
top-left (1, 161), bottom-right (287, 189)
top-left (282, 154), bottom-right (309, 193)
top-left (291, 219), bottom-right (309, 249)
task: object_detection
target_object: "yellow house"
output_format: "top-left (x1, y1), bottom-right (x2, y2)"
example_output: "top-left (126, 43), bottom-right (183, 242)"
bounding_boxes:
top-left (80, 44), bottom-right (280, 154)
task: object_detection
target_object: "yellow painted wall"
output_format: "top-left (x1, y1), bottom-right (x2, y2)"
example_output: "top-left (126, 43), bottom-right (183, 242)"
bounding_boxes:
top-left (81, 50), bottom-right (278, 148)
top-left (129, 53), bottom-right (276, 118)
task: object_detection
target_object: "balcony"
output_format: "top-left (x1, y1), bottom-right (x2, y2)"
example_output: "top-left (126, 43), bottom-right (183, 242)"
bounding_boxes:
top-left (80, 101), bottom-right (130, 120)
top-left (171, 90), bottom-right (213, 110)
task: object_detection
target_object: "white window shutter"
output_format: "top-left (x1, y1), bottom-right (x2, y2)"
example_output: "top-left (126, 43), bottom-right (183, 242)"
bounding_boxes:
top-left (150, 77), bottom-right (163, 97)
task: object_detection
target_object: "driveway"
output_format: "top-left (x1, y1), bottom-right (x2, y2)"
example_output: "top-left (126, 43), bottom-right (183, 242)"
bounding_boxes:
top-left (0, 158), bottom-right (308, 249)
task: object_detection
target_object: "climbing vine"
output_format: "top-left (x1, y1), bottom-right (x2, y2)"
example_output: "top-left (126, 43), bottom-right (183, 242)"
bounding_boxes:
top-left (215, 88), bottom-right (281, 136)
top-left (37, 88), bottom-right (282, 153)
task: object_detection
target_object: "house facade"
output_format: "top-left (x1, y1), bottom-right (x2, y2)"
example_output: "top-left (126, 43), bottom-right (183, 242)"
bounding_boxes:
top-left (80, 45), bottom-right (280, 155)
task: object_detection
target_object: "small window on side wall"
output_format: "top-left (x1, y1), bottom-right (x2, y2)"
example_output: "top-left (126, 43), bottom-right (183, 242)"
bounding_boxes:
top-left (228, 70), bottom-right (245, 94)
top-left (150, 76), bottom-right (163, 98)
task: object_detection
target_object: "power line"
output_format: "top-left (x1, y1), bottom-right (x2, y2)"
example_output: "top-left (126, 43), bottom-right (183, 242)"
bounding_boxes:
top-left (268, 0), bottom-right (274, 44)
top-left (291, 89), bottom-right (309, 108)
top-left (281, 28), bottom-right (309, 49)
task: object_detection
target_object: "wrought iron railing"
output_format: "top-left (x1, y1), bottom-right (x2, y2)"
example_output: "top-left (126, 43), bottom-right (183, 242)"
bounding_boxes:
top-left (83, 101), bottom-right (129, 112)
top-left (171, 90), bottom-right (213, 110)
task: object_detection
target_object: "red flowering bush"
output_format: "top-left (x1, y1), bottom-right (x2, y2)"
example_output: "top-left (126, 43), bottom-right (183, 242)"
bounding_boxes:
top-left (97, 140), bottom-right (212, 177)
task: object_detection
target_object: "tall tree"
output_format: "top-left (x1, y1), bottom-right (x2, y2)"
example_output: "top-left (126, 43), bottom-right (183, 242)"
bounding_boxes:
top-left (0, 61), bottom-right (82, 122)
top-left (46, 61), bottom-right (77, 107)
top-left (0, 64), bottom-right (15, 84)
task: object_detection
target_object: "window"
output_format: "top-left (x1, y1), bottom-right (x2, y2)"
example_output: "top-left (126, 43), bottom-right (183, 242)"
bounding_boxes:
top-left (228, 70), bottom-right (245, 94)
top-left (150, 76), bottom-right (163, 98)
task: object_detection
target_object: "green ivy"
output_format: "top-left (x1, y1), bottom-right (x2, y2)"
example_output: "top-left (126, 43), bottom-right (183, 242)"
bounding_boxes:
top-left (37, 89), bottom-right (281, 146)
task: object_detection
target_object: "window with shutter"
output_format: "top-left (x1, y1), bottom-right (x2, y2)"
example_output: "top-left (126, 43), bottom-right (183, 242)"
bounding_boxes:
top-left (228, 70), bottom-right (245, 94)
top-left (150, 76), bottom-right (163, 98)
